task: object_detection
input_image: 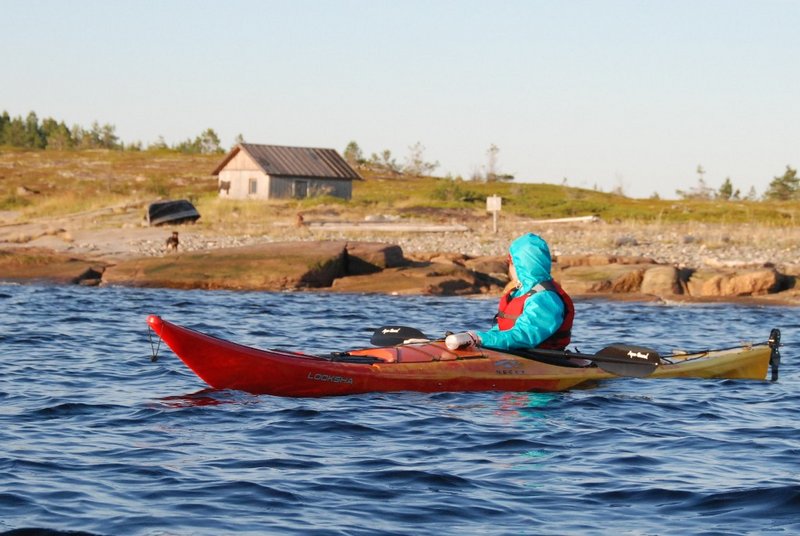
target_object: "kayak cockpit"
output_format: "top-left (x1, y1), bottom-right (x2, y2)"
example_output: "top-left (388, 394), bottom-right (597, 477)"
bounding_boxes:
top-left (340, 342), bottom-right (481, 363)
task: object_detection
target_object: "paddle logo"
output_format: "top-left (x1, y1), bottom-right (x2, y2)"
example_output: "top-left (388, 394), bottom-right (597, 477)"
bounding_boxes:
top-left (627, 350), bottom-right (651, 360)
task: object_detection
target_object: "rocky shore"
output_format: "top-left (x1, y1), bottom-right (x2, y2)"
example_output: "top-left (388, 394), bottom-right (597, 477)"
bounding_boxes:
top-left (1, 215), bottom-right (798, 305)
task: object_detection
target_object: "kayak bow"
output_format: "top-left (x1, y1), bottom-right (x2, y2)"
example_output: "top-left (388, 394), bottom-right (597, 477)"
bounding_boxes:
top-left (146, 315), bottom-right (780, 397)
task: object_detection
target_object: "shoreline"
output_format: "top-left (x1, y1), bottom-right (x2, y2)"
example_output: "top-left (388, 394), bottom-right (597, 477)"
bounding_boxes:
top-left (1, 210), bottom-right (798, 305)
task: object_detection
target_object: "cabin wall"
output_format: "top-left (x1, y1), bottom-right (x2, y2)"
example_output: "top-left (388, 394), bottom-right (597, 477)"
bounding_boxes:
top-left (269, 176), bottom-right (352, 200)
top-left (217, 151), bottom-right (270, 199)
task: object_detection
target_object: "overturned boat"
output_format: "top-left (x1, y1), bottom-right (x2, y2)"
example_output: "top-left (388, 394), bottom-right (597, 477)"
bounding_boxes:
top-left (147, 199), bottom-right (200, 226)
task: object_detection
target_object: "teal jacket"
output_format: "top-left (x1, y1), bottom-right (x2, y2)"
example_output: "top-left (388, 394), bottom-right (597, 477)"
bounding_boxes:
top-left (476, 233), bottom-right (565, 350)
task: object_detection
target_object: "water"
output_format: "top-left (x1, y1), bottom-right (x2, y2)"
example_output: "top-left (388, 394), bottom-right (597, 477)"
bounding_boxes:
top-left (1, 284), bottom-right (798, 535)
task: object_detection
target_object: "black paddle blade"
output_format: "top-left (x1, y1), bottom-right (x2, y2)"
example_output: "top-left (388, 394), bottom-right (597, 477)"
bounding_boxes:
top-left (595, 344), bottom-right (661, 378)
top-left (370, 326), bottom-right (428, 346)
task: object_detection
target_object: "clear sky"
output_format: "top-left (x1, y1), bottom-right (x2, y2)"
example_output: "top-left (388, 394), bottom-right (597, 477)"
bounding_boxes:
top-left (2, 0), bottom-right (798, 198)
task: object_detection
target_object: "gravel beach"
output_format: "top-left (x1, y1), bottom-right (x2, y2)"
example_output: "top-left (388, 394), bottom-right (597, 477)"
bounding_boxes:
top-left (2, 210), bottom-right (799, 274)
top-left (123, 220), bottom-right (799, 272)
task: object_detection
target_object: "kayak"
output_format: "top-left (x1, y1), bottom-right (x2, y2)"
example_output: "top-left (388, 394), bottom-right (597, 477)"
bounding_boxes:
top-left (146, 315), bottom-right (781, 397)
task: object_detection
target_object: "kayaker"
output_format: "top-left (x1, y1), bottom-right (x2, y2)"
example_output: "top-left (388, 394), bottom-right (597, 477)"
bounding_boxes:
top-left (445, 233), bottom-right (574, 351)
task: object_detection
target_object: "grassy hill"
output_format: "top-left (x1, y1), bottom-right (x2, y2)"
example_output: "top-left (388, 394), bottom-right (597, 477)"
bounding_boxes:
top-left (1, 147), bottom-right (797, 226)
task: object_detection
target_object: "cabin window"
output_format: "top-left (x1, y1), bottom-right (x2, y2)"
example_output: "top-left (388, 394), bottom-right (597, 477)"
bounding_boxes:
top-left (248, 178), bottom-right (258, 195)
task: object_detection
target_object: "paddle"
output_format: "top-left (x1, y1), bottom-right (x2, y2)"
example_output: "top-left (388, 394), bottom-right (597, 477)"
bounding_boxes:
top-left (369, 325), bottom-right (660, 378)
top-left (521, 345), bottom-right (660, 378)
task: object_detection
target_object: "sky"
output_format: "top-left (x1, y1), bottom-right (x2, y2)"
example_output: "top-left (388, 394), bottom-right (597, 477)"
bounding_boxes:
top-left (2, 0), bottom-right (798, 199)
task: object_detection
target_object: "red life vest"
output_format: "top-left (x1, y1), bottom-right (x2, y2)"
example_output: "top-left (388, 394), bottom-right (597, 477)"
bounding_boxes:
top-left (493, 279), bottom-right (574, 350)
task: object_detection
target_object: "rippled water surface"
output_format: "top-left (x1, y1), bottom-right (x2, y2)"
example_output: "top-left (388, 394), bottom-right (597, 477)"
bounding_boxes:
top-left (1, 285), bottom-right (798, 535)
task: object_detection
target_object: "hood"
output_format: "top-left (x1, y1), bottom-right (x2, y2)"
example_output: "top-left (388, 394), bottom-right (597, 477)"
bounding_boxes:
top-left (509, 233), bottom-right (552, 293)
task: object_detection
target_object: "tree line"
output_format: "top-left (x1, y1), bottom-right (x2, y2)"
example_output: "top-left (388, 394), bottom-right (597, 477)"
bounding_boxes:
top-left (346, 140), bottom-right (797, 200)
top-left (675, 164), bottom-right (799, 202)
top-left (0, 110), bottom-right (224, 154)
top-left (3, 110), bottom-right (795, 200)
top-left (343, 140), bottom-right (514, 182)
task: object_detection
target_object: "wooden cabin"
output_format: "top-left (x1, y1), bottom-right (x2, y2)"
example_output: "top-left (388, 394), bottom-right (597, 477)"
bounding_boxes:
top-left (212, 143), bottom-right (361, 200)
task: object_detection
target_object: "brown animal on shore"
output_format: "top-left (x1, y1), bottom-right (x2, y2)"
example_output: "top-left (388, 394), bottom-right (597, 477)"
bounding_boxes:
top-left (165, 231), bottom-right (179, 253)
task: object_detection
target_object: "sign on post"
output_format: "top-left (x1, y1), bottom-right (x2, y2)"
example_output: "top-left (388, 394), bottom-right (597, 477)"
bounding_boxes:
top-left (486, 195), bottom-right (502, 234)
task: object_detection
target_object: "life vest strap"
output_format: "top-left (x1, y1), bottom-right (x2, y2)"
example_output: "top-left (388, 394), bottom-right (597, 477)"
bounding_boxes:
top-left (494, 282), bottom-right (552, 322)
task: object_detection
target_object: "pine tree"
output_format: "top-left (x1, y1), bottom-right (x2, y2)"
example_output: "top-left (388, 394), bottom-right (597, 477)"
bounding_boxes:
top-left (0, 111), bottom-right (10, 143)
top-left (717, 177), bottom-right (734, 200)
top-left (343, 141), bottom-right (364, 166)
top-left (3, 116), bottom-right (27, 146)
top-left (764, 166), bottom-right (799, 200)
top-left (25, 112), bottom-right (46, 148)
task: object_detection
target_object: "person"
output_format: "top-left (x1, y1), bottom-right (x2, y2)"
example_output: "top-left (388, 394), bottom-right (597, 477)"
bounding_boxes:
top-left (165, 231), bottom-right (180, 253)
top-left (445, 233), bottom-right (574, 351)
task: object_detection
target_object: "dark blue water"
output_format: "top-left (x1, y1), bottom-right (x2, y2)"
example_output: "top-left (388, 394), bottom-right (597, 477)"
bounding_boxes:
top-left (1, 284), bottom-right (798, 535)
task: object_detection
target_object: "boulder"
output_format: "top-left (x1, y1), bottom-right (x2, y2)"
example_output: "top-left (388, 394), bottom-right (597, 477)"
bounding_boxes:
top-left (722, 269), bottom-right (782, 296)
top-left (687, 268), bottom-right (782, 297)
top-left (464, 254), bottom-right (506, 272)
top-left (614, 235), bottom-right (639, 247)
top-left (557, 263), bottom-right (652, 295)
top-left (464, 255), bottom-right (510, 288)
top-left (344, 242), bottom-right (407, 276)
top-left (640, 266), bottom-right (683, 296)
top-left (610, 268), bottom-right (646, 293)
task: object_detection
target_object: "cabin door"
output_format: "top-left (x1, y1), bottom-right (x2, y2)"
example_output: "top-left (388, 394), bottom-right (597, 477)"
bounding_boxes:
top-left (293, 180), bottom-right (308, 199)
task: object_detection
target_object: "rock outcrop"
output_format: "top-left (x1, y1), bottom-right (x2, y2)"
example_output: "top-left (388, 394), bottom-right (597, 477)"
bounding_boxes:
top-left (0, 248), bottom-right (107, 285)
top-left (102, 241), bottom-right (415, 291)
top-left (685, 267), bottom-right (784, 297)
top-left (330, 261), bottom-right (499, 295)
top-left (1, 241), bottom-right (797, 304)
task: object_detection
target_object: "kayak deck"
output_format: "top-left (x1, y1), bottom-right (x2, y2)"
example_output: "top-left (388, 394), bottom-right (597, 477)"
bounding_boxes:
top-left (146, 315), bottom-right (780, 397)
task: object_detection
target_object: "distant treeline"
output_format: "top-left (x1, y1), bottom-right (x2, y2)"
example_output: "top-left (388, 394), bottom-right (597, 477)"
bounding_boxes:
top-left (0, 110), bottom-right (224, 155)
top-left (2, 110), bottom-right (797, 201)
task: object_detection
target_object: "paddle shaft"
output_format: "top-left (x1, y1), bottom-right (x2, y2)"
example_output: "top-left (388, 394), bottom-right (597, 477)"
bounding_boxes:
top-left (528, 347), bottom-right (659, 367)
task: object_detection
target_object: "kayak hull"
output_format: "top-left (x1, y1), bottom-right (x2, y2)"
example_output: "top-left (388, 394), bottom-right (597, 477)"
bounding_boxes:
top-left (146, 315), bottom-right (774, 397)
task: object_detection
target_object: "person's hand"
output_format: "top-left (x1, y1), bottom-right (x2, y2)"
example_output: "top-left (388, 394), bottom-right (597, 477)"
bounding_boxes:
top-left (445, 331), bottom-right (481, 350)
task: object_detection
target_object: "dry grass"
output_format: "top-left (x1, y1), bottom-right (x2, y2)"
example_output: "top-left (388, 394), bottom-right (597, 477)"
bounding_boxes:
top-left (2, 148), bottom-right (798, 234)
top-left (0, 148), bottom-right (219, 216)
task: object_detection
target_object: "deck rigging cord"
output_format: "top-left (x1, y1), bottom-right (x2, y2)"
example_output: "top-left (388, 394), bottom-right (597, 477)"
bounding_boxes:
top-left (148, 325), bottom-right (162, 362)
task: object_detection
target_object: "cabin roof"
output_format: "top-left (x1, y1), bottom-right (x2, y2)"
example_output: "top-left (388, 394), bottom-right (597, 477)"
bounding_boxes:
top-left (212, 143), bottom-right (362, 180)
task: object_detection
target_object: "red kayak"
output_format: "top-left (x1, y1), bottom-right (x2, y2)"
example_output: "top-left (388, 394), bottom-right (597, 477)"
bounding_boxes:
top-left (146, 315), bottom-right (781, 397)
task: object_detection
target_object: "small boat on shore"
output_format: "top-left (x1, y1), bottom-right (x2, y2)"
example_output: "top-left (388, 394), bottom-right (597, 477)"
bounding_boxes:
top-left (146, 199), bottom-right (200, 226)
top-left (146, 315), bottom-right (781, 398)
